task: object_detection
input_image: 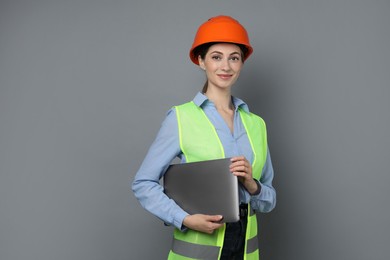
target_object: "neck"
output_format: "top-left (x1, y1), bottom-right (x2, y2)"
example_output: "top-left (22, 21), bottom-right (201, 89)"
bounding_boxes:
top-left (204, 88), bottom-right (234, 111)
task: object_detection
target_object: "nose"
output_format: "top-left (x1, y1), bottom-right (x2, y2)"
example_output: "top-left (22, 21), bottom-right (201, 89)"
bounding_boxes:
top-left (220, 58), bottom-right (231, 71)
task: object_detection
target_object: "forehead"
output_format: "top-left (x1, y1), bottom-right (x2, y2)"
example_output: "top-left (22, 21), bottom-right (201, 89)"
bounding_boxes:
top-left (207, 43), bottom-right (241, 54)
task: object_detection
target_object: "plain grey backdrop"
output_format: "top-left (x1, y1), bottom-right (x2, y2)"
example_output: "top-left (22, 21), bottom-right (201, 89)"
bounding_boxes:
top-left (1, 0), bottom-right (389, 259)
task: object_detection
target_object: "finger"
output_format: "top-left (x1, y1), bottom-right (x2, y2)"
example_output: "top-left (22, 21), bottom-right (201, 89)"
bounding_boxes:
top-left (232, 171), bottom-right (247, 179)
top-left (206, 222), bottom-right (223, 234)
top-left (230, 161), bottom-right (245, 170)
top-left (231, 165), bottom-right (247, 173)
top-left (206, 215), bottom-right (223, 222)
top-left (230, 156), bottom-right (246, 163)
top-left (230, 157), bottom-right (249, 167)
top-left (210, 222), bottom-right (224, 231)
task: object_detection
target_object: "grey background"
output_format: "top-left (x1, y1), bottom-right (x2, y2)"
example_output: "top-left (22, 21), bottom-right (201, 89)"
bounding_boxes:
top-left (1, 0), bottom-right (389, 259)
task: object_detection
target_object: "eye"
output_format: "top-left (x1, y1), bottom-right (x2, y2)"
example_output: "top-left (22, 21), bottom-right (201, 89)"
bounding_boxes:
top-left (211, 55), bottom-right (222, 60)
top-left (229, 56), bottom-right (241, 61)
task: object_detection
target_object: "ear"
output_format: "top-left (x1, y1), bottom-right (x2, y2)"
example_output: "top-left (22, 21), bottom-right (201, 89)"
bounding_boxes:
top-left (198, 55), bottom-right (206, 70)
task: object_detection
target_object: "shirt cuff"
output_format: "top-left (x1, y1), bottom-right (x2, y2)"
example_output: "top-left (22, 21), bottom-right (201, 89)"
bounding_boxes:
top-left (252, 179), bottom-right (261, 195)
top-left (174, 211), bottom-right (189, 231)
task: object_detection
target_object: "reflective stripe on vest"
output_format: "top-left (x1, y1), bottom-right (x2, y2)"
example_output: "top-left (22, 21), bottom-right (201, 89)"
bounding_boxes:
top-left (168, 101), bottom-right (267, 260)
top-left (172, 239), bottom-right (220, 259)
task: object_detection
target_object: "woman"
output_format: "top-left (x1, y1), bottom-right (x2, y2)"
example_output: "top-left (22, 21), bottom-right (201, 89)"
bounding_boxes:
top-left (132, 15), bottom-right (276, 259)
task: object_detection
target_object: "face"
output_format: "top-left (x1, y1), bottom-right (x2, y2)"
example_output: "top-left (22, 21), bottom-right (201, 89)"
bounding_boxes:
top-left (198, 43), bottom-right (243, 92)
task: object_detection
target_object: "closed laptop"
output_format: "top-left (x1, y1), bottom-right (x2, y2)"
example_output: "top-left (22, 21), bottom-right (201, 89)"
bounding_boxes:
top-left (163, 158), bottom-right (239, 223)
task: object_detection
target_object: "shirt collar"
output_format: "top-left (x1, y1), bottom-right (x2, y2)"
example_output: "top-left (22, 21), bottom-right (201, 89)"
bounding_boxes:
top-left (193, 92), bottom-right (250, 113)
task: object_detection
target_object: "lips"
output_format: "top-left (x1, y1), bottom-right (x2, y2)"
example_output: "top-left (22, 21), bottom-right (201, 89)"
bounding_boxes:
top-left (217, 74), bottom-right (233, 80)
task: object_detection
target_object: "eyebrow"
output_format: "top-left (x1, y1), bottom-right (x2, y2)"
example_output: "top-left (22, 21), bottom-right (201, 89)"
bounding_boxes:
top-left (209, 51), bottom-right (241, 56)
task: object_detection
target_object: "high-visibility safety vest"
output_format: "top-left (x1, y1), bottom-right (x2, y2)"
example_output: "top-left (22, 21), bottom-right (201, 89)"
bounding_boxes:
top-left (168, 101), bottom-right (267, 260)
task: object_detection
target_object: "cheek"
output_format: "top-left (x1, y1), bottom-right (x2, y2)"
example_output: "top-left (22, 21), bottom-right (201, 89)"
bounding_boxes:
top-left (232, 64), bottom-right (243, 73)
top-left (204, 64), bottom-right (218, 73)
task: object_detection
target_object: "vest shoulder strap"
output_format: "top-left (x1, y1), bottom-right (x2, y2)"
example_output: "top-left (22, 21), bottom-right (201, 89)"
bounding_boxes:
top-left (238, 108), bottom-right (267, 180)
top-left (174, 102), bottom-right (225, 162)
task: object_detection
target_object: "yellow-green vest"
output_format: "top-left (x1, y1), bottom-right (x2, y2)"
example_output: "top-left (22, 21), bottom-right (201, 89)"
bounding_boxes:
top-left (168, 101), bottom-right (267, 260)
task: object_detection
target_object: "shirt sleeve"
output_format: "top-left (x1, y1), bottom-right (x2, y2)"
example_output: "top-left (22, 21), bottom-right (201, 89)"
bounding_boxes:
top-left (248, 147), bottom-right (277, 213)
top-left (131, 108), bottom-right (189, 230)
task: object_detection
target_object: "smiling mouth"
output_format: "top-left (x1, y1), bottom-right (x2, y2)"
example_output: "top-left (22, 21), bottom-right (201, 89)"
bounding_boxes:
top-left (217, 74), bottom-right (233, 79)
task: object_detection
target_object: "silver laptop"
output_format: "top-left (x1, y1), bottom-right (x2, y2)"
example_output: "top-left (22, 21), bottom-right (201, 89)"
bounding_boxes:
top-left (163, 158), bottom-right (239, 223)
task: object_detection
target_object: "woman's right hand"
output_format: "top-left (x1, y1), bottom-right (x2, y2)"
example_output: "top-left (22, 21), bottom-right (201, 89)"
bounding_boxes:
top-left (183, 214), bottom-right (224, 234)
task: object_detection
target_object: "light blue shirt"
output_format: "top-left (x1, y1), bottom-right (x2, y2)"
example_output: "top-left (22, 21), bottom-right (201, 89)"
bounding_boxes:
top-left (132, 92), bottom-right (276, 229)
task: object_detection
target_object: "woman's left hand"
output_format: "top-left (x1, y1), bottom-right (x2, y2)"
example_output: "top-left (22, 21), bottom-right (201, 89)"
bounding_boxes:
top-left (230, 156), bottom-right (259, 195)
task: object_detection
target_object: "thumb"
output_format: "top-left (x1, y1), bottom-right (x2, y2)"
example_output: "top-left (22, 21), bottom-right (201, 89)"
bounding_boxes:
top-left (208, 215), bottom-right (224, 222)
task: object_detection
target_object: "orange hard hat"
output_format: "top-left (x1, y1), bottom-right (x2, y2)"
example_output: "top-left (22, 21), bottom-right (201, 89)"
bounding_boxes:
top-left (189, 15), bottom-right (253, 65)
